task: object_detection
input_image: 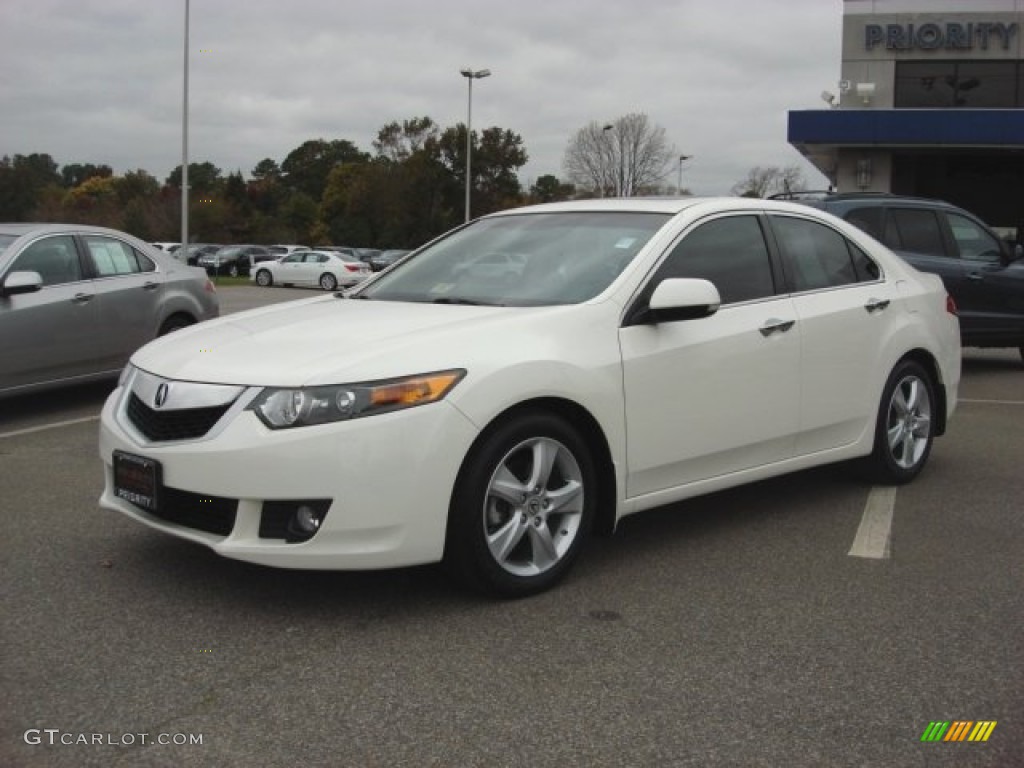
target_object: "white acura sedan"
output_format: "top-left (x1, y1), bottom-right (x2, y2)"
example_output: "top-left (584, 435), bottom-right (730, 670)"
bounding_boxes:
top-left (98, 198), bottom-right (960, 596)
top-left (251, 249), bottom-right (371, 291)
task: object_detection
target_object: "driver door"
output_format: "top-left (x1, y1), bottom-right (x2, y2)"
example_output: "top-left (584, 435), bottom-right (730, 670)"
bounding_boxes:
top-left (619, 213), bottom-right (801, 498)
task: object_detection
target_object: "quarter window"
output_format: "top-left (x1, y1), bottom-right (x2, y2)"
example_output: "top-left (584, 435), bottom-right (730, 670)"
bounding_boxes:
top-left (653, 215), bottom-right (776, 304)
top-left (9, 235), bottom-right (82, 286)
top-left (770, 216), bottom-right (859, 291)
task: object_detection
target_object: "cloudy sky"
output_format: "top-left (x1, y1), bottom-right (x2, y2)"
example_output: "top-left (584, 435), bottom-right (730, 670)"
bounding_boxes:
top-left (0, 0), bottom-right (842, 195)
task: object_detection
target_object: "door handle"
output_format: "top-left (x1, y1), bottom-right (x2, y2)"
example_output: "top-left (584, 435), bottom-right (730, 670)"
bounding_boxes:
top-left (864, 298), bottom-right (890, 313)
top-left (966, 272), bottom-right (983, 281)
top-left (759, 318), bottom-right (795, 336)
top-left (142, 282), bottom-right (159, 291)
top-left (71, 293), bottom-right (94, 304)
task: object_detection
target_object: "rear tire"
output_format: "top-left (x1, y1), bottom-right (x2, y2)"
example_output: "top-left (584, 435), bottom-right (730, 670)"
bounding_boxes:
top-left (444, 411), bottom-right (595, 598)
top-left (319, 273), bottom-right (338, 291)
top-left (863, 360), bottom-right (936, 484)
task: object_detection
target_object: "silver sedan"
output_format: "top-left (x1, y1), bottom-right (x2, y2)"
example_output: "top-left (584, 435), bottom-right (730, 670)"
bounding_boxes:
top-left (0, 223), bottom-right (220, 398)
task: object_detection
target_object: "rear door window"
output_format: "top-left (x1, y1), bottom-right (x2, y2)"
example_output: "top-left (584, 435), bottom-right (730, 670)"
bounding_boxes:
top-left (83, 235), bottom-right (155, 276)
top-left (886, 208), bottom-right (947, 257)
top-left (843, 207), bottom-right (884, 240)
top-left (770, 215), bottom-right (866, 291)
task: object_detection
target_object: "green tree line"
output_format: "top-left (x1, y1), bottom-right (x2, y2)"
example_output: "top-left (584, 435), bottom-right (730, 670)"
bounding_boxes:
top-left (0, 116), bottom-right (576, 248)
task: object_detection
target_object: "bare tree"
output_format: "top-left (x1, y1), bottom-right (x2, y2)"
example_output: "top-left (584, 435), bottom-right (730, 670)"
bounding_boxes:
top-left (730, 165), bottom-right (807, 198)
top-left (563, 113), bottom-right (675, 197)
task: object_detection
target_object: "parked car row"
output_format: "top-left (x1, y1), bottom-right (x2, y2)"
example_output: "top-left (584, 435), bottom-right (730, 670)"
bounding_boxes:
top-left (151, 242), bottom-right (415, 277)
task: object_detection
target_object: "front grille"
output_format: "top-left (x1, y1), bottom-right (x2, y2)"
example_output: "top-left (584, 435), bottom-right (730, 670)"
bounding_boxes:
top-left (150, 487), bottom-right (237, 536)
top-left (127, 393), bottom-right (231, 441)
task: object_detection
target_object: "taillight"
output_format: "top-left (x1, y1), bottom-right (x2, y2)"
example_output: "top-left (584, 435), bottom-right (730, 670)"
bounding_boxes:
top-left (946, 294), bottom-right (958, 315)
top-left (344, 264), bottom-right (358, 272)
top-left (205, 279), bottom-right (217, 293)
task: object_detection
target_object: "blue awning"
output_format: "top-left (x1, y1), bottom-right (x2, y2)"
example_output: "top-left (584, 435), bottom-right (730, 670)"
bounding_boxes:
top-left (788, 109), bottom-right (1024, 148)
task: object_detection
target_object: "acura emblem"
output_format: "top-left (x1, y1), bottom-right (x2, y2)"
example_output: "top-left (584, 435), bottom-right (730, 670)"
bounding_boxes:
top-left (154, 382), bottom-right (170, 408)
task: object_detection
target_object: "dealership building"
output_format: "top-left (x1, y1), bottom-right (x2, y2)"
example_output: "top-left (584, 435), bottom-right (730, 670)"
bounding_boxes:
top-left (788, 0), bottom-right (1024, 231)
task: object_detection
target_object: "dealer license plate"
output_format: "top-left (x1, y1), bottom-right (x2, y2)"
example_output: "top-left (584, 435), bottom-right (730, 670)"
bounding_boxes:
top-left (113, 451), bottom-right (161, 512)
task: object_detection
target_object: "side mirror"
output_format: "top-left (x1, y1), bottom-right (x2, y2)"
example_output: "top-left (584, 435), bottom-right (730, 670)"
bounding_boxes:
top-left (634, 278), bottom-right (721, 325)
top-left (0, 270), bottom-right (44, 298)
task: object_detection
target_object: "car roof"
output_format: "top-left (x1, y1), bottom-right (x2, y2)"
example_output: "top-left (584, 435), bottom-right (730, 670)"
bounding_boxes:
top-left (487, 196), bottom-right (842, 219)
top-left (0, 222), bottom-right (150, 238)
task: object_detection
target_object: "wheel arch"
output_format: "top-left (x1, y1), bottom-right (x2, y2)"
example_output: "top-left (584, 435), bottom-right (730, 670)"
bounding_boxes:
top-left (893, 348), bottom-right (947, 437)
top-left (452, 396), bottom-right (619, 539)
top-left (157, 311), bottom-right (197, 336)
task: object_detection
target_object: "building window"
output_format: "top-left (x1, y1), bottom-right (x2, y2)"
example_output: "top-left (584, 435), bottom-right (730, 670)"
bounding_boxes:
top-left (895, 60), bottom-right (1019, 108)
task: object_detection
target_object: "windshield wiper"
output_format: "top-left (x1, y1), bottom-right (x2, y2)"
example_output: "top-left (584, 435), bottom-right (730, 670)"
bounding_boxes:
top-left (432, 297), bottom-right (502, 306)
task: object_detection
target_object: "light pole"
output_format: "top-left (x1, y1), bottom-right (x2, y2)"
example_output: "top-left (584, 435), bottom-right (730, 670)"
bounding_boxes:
top-left (602, 123), bottom-right (620, 197)
top-left (460, 67), bottom-right (490, 222)
top-left (677, 154), bottom-right (692, 195)
top-left (181, 0), bottom-right (190, 251)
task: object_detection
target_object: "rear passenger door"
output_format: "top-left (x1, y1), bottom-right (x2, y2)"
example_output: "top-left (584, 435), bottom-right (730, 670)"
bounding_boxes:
top-left (882, 206), bottom-right (968, 304)
top-left (768, 213), bottom-right (895, 455)
top-left (81, 234), bottom-right (163, 369)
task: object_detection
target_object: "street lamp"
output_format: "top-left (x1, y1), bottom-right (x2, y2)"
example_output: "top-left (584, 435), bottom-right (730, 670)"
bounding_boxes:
top-left (677, 154), bottom-right (692, 195)
top-left (460, 67), bottom-right (490, 222)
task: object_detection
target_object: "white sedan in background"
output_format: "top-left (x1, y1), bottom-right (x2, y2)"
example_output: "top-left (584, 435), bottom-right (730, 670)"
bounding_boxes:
top-left (99, 198), bottom-right (960, 597)
top-left (251, 249), bottom-right (371, 291)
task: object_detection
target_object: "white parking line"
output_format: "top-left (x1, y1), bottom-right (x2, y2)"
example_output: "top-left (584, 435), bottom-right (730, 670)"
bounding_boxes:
top-left (0, 415), bottom-right (100, 440)
top-left (849, 486), bottom-right (898, 559)
top-left (959, 398), bottom-right (1024, 406)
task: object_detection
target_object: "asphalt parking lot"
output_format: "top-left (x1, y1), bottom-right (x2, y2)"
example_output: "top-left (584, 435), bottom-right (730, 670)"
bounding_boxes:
top-left (1, 286), bottom-right (1021, 767)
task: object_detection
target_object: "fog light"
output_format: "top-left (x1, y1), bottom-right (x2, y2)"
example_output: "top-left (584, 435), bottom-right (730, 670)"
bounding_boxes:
top-left (260, 499), bottom-right (331, 542)
top-left (293, 505), bottom-right (321, 534)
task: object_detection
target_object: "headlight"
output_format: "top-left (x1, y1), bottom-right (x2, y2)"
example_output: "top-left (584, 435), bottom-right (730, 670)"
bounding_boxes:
top-left (248, 369), bottom-right (466, 429)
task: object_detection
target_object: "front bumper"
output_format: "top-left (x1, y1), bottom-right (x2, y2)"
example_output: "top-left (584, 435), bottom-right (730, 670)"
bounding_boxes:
top-left (98, 379), bottom-right (480, 570)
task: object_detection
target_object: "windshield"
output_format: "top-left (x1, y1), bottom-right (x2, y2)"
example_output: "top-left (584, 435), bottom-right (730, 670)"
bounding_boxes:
top-left (358, 211), bottom-right (670, 306)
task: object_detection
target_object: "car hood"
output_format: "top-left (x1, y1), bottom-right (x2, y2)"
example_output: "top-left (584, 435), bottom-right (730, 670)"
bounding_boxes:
top-left (130, 296), bottom-right (590, 387)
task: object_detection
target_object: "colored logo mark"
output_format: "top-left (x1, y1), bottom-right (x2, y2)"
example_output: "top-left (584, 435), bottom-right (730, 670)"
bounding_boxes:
top-left (920, 721), bottom-right (997, 742)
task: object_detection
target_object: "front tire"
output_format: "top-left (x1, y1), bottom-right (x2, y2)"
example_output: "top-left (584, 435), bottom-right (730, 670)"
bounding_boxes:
top-left (864, 360), bottom-right (936, 484)
top-left (445, 411), bottom-right (595, 598)
top-left (319, 273), bottom-right (338, 291)
top-left (255, 269), bottom-right (273, 287)
top-left (228, 263), bottom-right (240, 278)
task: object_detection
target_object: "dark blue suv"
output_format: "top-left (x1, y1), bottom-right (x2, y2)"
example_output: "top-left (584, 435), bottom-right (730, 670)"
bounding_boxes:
top-left (785, 193), bottom-right (1024, 362)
